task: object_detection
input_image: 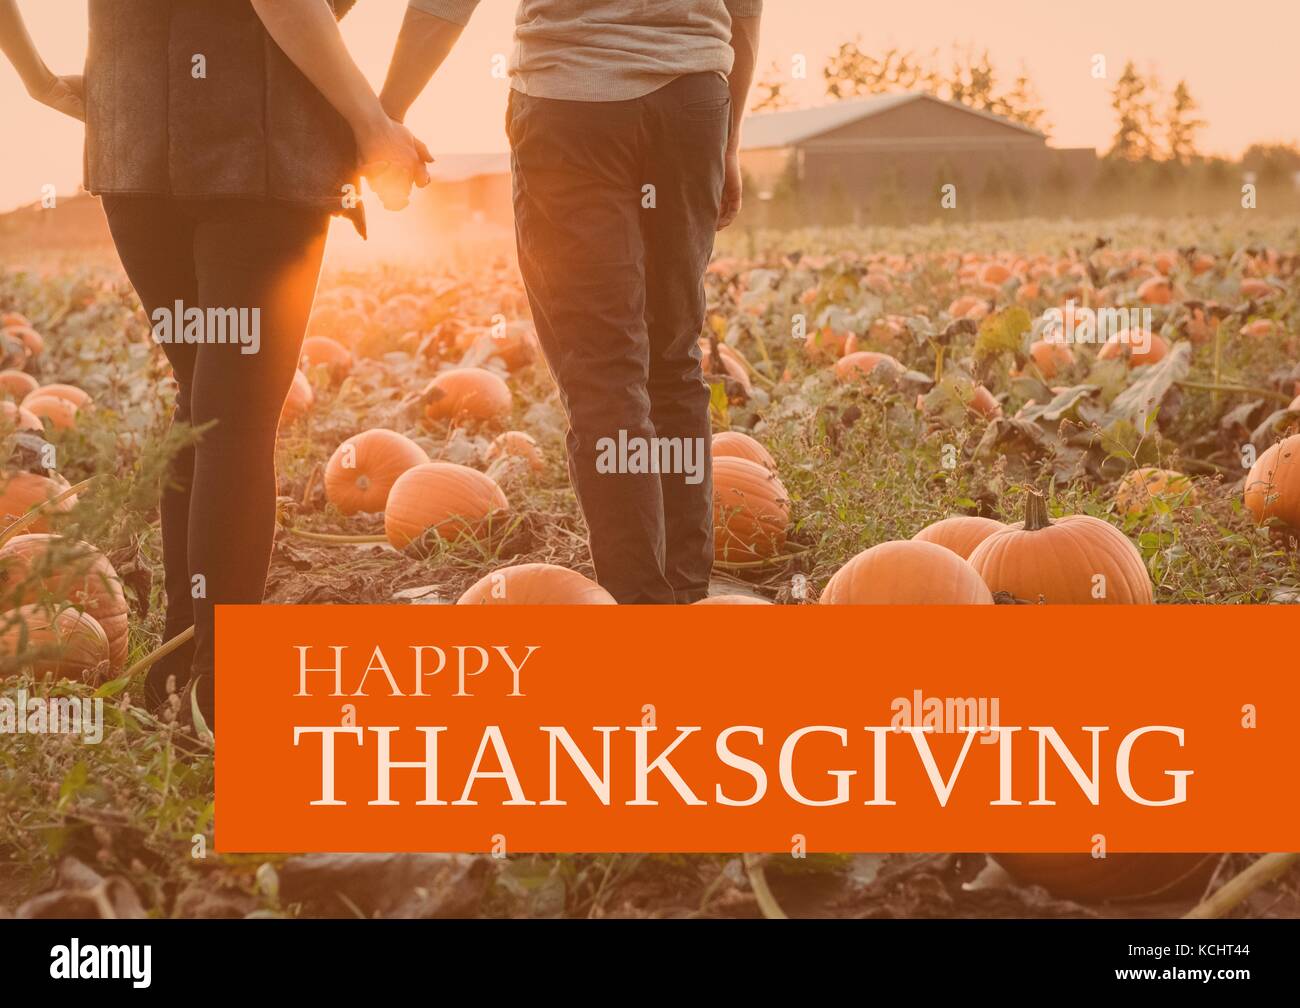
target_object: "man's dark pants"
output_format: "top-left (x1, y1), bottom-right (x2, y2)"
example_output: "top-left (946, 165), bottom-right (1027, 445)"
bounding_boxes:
top-left (508, 72), bottom-right (729, 604)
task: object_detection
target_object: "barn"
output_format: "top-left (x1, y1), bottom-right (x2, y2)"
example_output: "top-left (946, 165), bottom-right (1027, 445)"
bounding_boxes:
top-left (414, 92), bottom-right (1098, 226)
top-left (738, 92), bottom-right (1098, 219)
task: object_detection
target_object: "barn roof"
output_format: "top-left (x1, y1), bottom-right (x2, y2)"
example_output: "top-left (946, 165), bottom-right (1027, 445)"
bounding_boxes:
top-left (740, 92), bottom-right (1046, 150)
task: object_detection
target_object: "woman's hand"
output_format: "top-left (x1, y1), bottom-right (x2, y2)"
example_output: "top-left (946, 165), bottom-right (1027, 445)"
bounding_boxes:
top-left (28, 72), bottom-right (84, 122)
top-left (355, 114), bottom-right (433, 212)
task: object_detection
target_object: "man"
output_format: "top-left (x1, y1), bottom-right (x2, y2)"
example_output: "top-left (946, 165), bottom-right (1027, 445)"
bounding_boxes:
top-left (381, 1), bottom-right (762, 604)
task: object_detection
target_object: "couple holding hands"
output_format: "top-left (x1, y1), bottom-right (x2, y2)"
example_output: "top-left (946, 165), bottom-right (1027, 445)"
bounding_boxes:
top-left (1, 0), bottom-right (762, 728)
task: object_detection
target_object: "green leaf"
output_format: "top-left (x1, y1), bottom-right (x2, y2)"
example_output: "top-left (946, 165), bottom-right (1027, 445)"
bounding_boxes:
top-left (975, 306), bottom-right (1032, 359)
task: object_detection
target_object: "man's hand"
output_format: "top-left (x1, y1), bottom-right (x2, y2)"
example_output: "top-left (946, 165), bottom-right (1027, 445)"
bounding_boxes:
top-left (717, 149), bottom-right (742, 230)
top-left (356, 115), bottom-right (433, 211)
top-left (28, 72), bottom-right (84, 122)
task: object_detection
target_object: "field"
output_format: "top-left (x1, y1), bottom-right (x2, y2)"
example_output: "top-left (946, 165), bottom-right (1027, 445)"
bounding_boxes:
top-left (1, 212), bottom-right (1299, 918)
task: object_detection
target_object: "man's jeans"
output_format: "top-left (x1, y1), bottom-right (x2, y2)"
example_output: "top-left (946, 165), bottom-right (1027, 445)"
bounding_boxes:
top-left (508, 72), bottom-right (729, 603)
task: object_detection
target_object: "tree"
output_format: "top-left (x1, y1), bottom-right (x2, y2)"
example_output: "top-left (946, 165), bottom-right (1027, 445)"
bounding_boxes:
top-left (750, 61), bottom-right (793, 113)
top-left (1107, 62), bottom-right (1158, 161)
top-left (1165, 80), bottom-right (1206, 163)
top-left (822, 42), bottom-right (1048, 134)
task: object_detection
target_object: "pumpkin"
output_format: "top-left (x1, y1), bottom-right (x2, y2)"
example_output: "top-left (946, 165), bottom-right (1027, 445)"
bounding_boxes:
top-left (699, 339), bottom-right (753, 394)
top-left (325, 428), bottom-right (429, 516)
top-left (1097, 328), bottom-right (1168, 367)
top-left (1136, 276), bottom-right (1172, 305)
top-left (692, 594), bottom-right (773, 605)
top-left (3, 324), bottom-right (44, 357)
top-left (469, 321), bottom-right (537, 370)
top-left (300, 336), bottom-right (353, 380)
top-left (803, 327), bottom-right (847, 361)
top-left (485, 431), bottom-right (544, 473)
top-left (423, 367), bottom-right (512, 424)
top-left (992, 853), bottom-right (1215, 904)
top-left (1238, 319), bottom-right (1276, 339)
top-left (0, 604), bottom-right (110, 682)
top-left (280, 369), bottom-right (314, 423)
top-left (1239, 278), bottom-right (1275, 300)
top-left (1, 401), bottom-right (42, 432)
top-left (711, 431), bottom-right (776, 472)
top-left (21, 393), bottom-right (78, 431)
top-left (0, 471), bottom-right (76, 533)
top-left (457, 563), bottom-right (615, 605)
top-left (384, 462), bottom-right (509, 550)
top-left (1019, 339), bottom-right (1073, 380)
top-left (713, 456), bottom-right (789, 562)
top-left (820, 540), bottom-right (993, 604)
top-left (947, 295), bottom-right (988, 319)
top-left (1114, 468), bottom-right (1196, 517)
top-left (0, 534), bottom-right (129, 671)
top-left (968, 491), bottom-right (1153, 604)
top-left (24, 383), bottom-right (90, 408)
top-left (967, 384), bottom-right (1002, 420)
top-left (0, 369), bottom-right (39, 400)
top-left (980, 262), bottom-right (1011, 286)
top-left (1243, 434), bottom-right (1300, 529)
top-left (834, 351), bottom-right (903, 385)
top-left (912, 515), bottom-right (1008, 560)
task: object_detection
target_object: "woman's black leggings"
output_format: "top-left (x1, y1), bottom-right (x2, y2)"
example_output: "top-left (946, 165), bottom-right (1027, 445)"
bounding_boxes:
top-left (102, 196), bottom-right (330, 727)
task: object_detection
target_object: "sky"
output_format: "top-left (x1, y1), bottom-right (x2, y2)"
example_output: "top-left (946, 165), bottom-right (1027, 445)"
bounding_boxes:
top-left (1, 0), bottom-right (1298, 213)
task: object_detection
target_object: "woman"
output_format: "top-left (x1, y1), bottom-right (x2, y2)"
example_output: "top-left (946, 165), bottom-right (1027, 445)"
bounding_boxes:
top-left (1, 0), bottom-right (429, 730)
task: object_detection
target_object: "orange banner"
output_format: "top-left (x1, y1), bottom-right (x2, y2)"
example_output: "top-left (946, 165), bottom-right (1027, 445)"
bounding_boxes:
top-left (215, 605), bottom-right (1296, 854)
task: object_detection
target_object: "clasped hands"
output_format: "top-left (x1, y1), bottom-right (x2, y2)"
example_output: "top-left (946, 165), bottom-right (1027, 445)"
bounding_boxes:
top-left (356, 111), bottom-right (432, 213)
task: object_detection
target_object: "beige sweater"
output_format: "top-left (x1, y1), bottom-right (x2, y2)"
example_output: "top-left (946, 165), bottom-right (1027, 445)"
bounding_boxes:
top-left (408, 0), bottom-right (762, 101)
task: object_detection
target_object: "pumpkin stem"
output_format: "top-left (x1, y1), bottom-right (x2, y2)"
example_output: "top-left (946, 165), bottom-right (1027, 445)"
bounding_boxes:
top-left (1023, 489), bottom-right (1052, 531)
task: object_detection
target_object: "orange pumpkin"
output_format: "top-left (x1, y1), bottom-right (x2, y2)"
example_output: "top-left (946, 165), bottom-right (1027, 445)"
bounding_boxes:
top-left (1243, 434), bottom-right (1300, 529)
top-left (423, 367), bottom-right (512, 424)
top-left (457, 563), bottom-right (615, 605)
top-left (803, 327), bottom-right (847, 361)
top-left (25, 383), bottom-right (90, 408)
top-left (0, 604), bottom-right (110, 682)
top-left (485, 431), bottom-right (544, 473)
top-left (1240, 278), bottom-right (1275, 300)
top-left (712, 456), bottom-right (789, 562)
top-left (1136, 276), bottom-right (1172, 305)
top-left (0, 534), bottom-right (129, 671)
top-left (300, 336), bottom-right (353, 380)
top-left (21, 393), bottom-right (78, 431)
top-left (1239, 319), bottom-right (1277, 339)
top-left (834, 351), bottom-right (903, 385)
top-left (968, 492), bottom-right (1153, 604)
top-left (1114, 468), bottom-right (1196, 517)
top-left (280, 369), bottom-right (314, 423)
top-left (711, 431), bottom-right (776, 472)
top-left (325, 429), bottom-right (429, 516)
top-left (470, 322), bottom-right (537, 370)
top-left (992, 853), bottom-right (1215, 903)
top-left (1, 401), bottom-right (42, 432)
top-left (967, 384), bottom-right (1002, 420)
top-left (699, 340), bottom-right (753, 394)
top-left (0, 369), bottom-right (39, 400)
top-left (912, 515), bottom-right (1008, 560)
top-left (1019, 339), bottom-right (1073, 380)
top-left (0, 471), bottom-right (76, 533)
top-left (1097, 328), bottom-right (1168, 367)
top-left (3, 324), bottom-right (44, 356)
top-left (980, 262), bottom-right (1012, 287)
top-left (384, 462), bottom-right (509, 550)
top-left (692, 594), bottom-right (773, 605)
top-left (819, 540), bottom-right (993, 604)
